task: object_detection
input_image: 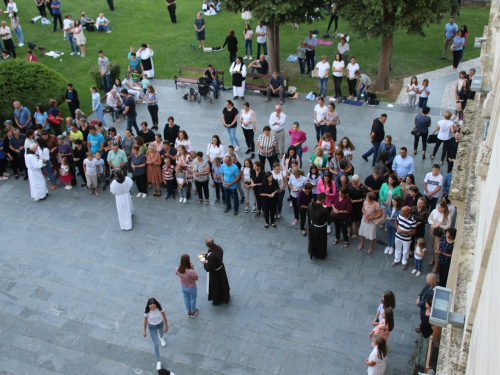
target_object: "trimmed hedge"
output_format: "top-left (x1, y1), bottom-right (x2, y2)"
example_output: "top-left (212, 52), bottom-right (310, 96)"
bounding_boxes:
top-left (0, 59), bottom-right (68, 125)
top-left (89, 62), bottom-right (121, 91)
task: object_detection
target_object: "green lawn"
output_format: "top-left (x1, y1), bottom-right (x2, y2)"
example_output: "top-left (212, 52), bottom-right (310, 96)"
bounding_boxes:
top-left (8, 1), bottom-right (489, 114)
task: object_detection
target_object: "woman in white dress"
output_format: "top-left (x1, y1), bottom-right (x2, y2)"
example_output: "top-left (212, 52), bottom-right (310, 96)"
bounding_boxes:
top-left (365, 336), bottom-right (387, 375)
top-left (229, 56), bottom-right (247, 100)
top-left (138, 44), bottom-right (155, 78)
top-left (25, 144), bottom-right (49, 201)
top-left (110, 168), bottom-right (134, 230)
top-left (73, 19), bottom-right (86, 57)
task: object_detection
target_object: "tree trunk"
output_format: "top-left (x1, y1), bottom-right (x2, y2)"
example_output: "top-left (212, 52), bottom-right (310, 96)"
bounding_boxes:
top-left (267, 24), bottom-right (280, 73)
top-left (374, 33), bottom-right (393, 92)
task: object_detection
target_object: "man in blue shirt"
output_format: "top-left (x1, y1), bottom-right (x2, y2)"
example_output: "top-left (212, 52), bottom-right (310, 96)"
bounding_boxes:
top-left (87, 125), bottom-right (105, 155)
top-left (220, 155), bottom-right (240, 215)
top-left (392, 147), bottom-right (415, 183)
top-left (265, 72), bottom-right (285, 105)
top-left (441, 17), bottom-right (458, 61)
top-left (51, 0), bottom-right (63, 32)
top-left (13, 101), bottom-right (32, 131)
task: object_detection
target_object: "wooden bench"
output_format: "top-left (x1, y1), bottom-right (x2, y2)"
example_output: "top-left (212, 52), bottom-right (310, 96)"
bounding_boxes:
top-left (245, 73), bottom-right (289, 95)
top-left (174, 66), bottom-right (225, 90)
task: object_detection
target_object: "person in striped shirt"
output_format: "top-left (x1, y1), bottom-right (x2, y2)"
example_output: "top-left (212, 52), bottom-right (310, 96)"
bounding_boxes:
top-left (392, 206), bottom-right (417, 270)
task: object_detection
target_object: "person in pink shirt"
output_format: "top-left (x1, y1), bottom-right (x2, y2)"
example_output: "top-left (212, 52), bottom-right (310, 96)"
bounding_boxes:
top-left (175, 254), bottom-right (199, 317)
top-left (287, 121), bottom-right (307, 160)
top-left (316, 171), bottom-right (336, 234)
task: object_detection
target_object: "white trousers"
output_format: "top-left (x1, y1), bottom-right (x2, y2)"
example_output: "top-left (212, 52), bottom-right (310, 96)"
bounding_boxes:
top-left (233, 85), bottom-right (245, 97)
top-left (394, 238), bottom-right (411, 265)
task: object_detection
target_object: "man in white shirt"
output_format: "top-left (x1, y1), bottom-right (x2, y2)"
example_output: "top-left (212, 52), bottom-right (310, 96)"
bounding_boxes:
top-left (255, 21), bottom-right (267, 56)
top-left (423, 164), bottom-right (443, 211)
top-left (63, 15), bottom-right (80, 55)
top-left (0, 20), bottom-right (16, 58)
top-left (96, 13), bottom-right (111, 33)
top-left (268, 105), bottom-right (286, 156)
top-left (106, 89), bottom-right (125, 122)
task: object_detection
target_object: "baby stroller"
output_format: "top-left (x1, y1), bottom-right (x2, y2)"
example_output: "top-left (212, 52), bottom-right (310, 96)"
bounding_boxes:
top-left (197, 77), bottom-right (213, 104)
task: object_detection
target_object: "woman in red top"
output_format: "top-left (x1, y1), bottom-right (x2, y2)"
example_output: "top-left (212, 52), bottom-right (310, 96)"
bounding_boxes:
top-left (175, 254), bottom-right (199, 317)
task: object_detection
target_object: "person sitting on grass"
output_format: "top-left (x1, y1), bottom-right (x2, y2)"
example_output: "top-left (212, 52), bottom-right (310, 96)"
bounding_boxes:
top-left (96, 13), bottom-right (111, 33)
top-left (248, 55), bottom-right (268, 75)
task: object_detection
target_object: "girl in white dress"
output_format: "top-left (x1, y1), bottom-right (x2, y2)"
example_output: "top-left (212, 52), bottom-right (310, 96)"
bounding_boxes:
top-left (365, 336), bottom-right (387, 375)
top-left (110, 168), bottom-right (134, 230)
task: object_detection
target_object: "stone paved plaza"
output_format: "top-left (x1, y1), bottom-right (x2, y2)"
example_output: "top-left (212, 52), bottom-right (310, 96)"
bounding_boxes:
top-left (0, 79), bottom-right (453, 375)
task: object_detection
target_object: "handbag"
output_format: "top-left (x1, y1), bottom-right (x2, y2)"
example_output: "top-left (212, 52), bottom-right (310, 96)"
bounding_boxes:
top-left (433, 227), bottom-right (444, 237)
top-left (427, 133), bottom-right (438, 144)
top-left (411, 127), bottom-right (421, 137)
top-left (302, 145), bottom-right (309, 153)
top-left (48, 113), bottom-right (60, 125)
top-left (456, 101), bottom-right (463, 112)
top-left (372, 215), bottom-right (385, 225)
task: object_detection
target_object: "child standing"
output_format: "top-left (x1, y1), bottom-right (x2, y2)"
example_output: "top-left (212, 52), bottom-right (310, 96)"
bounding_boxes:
top-left (175, 254), bottom-right (199, 317)
top-left (142, 74), bottom-right (150, 95)
top-left (412, 238), bottom-right (426, 276)
top-left (369, 307), bottom-right (394, 343)
top-left (59, 157), bottom-right (74, 190)
top-left (365, 336), bottom-right (387, 375)
top-left (385, 196), bottom-right (402, 255)
top-left (372, 290), bottom-right (396, 326)
top-left (211, 157), bottom-right (225, 204)
top-left (307, 165), bottom-right (319, 200)
top-left (163, 157), bottom-right (175, 200)
top-left (297, 41), bottom-right (306, 76)
top-left (175, 165), bottom-right (187, 202)
top-left (94, 151), bottom-right (106, 191)
top-left (83, 152), bottom-right (100, 197)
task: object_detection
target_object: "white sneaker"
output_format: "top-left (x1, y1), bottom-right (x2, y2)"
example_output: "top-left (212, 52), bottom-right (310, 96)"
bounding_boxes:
top-left (137, 193), bottom-right (142, 197)
top-left (292, 219), bottom-right (299, 225)
top-left (411, 269), bottom-right (417, 274)
top-left (388, 247), bottom-right (394, 255)
top-left (289, 202), bottom-right (293, 207)
top-left (19, 43), bottom-right (24, 47)
top-left (384, 246), bottom-right (390, 254)
top-left (179, 197), bottom-right (183, 202)
top-left (327, 225), bottom-right (331, 234)
top-left (159, 337), bottom-right (166, 347)
top-left (183, 198), bottom-right (187, 203)
top-left (67, 185), bottom-right (72, 190)
top-left (243, 56), bottom-right (248, 60)
top-left (416, 271), bottom-right (421, 276)
top-left (142, 193), bottom-right (147, 198)
top-left (0, 176), bottom-right (8, 180)
top-left (77, 52), bottom-right (81, 55)
top-left (116, 118), bottom-right (121, 123)
top-left (234, 146), bottom-right (241, 152)
top-left (248, 56), bottom-right (252, 60)
top-left (156, 361), bottom-right (162, 370)
top-left (70, 52), bottom-right (75, 56)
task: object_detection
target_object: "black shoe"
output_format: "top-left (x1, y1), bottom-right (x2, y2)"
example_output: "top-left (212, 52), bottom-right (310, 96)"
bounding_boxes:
top-left (224, 207), bottom-right (231, 213)
top-left (245, 149), bottom-right (252, 154)
top-left (439, 57), bottom-right (445, 60)
top-left (240, 197), bottom-right (245, 204)
top-left (422, 154), bottom-right (426, 160)
top-left (81, 183), bottom-right (87, 187)
top-left (250, 152), bottom-right (255, 159)
top-left (361, 155), bottom-right (368, 162)
top-left (23, 175), bottom-right (28, 180)
top-left (234, 209), bottom-right (238, 216)
top-left (15, 175), bottom-right (19, 179)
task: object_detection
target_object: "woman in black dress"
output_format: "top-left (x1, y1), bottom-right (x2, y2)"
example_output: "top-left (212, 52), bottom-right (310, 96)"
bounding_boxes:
top-left (259, 171), bottom-right (280, 229)
top-left (251, 160), bottom-right (264, 218)
top-left (347, 174), bottom-right (368, 238)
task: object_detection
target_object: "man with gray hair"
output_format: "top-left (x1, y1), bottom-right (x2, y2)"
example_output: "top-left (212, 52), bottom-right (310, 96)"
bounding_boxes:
top-left (268, 105), bottom-right (286, 156)
top-left (25, 143), bottom-right (48, 201)
top-left (106, 89), bottom-right (125, 122)
top-left (415, 273), bottom-right (438, 333)
top-left (265, 72), bottom-right (285, 105)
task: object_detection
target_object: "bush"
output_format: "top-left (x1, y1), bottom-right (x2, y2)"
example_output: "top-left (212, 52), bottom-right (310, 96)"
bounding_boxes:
top-left (89, 62), bottom-right (121, 91)
top-left (0, 59), bottom-right (68, 124)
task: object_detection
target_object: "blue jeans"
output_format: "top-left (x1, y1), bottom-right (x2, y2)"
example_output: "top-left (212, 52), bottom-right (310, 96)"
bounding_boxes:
top-left (387, 225), bottom-right (396, 248)
top-left (418, 97), bottom-right (428, 108)
top-left (206, 77), bottom-right (219, 96)
top-left (101, 74), bottom-right (111, 93)
top-left (95, 104), bottom-right (107, 128)
top-left (226, 127), bottom-right (240, 147)
top-left (357, 83), bottom-right (371, 101)
top-left (244, 39), bottom-right (252, 56)
top-left (414, 259), bottom-right (423, 272)
top-left (148, 321), bottom-right (165, 361)
top-left (318, 77), bottom-right (328, 97)
top-left (67, 33), bottom-right (79, 53)
top-left (43, 160), bottom-right (57, 184)
top-left (181, 285), bottom-right (197, 312)
top-left (362, 140), bottom-right (381, 165)
top-left (97, 24), bottom-right (110, 32)
top-left (295, 144), bottom-right (303, 160)
top-left (126, 115), bottom-right (140, 134)
top-left (298, 58), bottom-right (305, 74)
top-left (13, 26), bottom-right (24, 45)
top-left (223, 187), bottom-right (239, 210)
top-left (315, 123), bottom-right (326, 142)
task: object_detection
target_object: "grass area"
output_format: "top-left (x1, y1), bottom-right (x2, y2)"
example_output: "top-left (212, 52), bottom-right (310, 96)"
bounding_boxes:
top-left (8, 1), bottom-right (489, 114)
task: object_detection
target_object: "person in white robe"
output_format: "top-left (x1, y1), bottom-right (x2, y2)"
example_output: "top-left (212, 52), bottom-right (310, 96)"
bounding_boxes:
top-left (110, 168), bottom-right (134, 230)
top-left (25, 143), bottom-right (48, 201)
top-left (229, 56), bottom-right (247, 99)
top-left (137, 44), bottom-right (154, 78)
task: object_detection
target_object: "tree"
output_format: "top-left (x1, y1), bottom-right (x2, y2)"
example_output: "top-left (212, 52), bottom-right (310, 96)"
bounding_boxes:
top-left (341, 0), bottom-right (449, 91)
top-left (0, 60), bottom-right (68, 123)
top-left (223, 0), bottom-right (325, 73)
